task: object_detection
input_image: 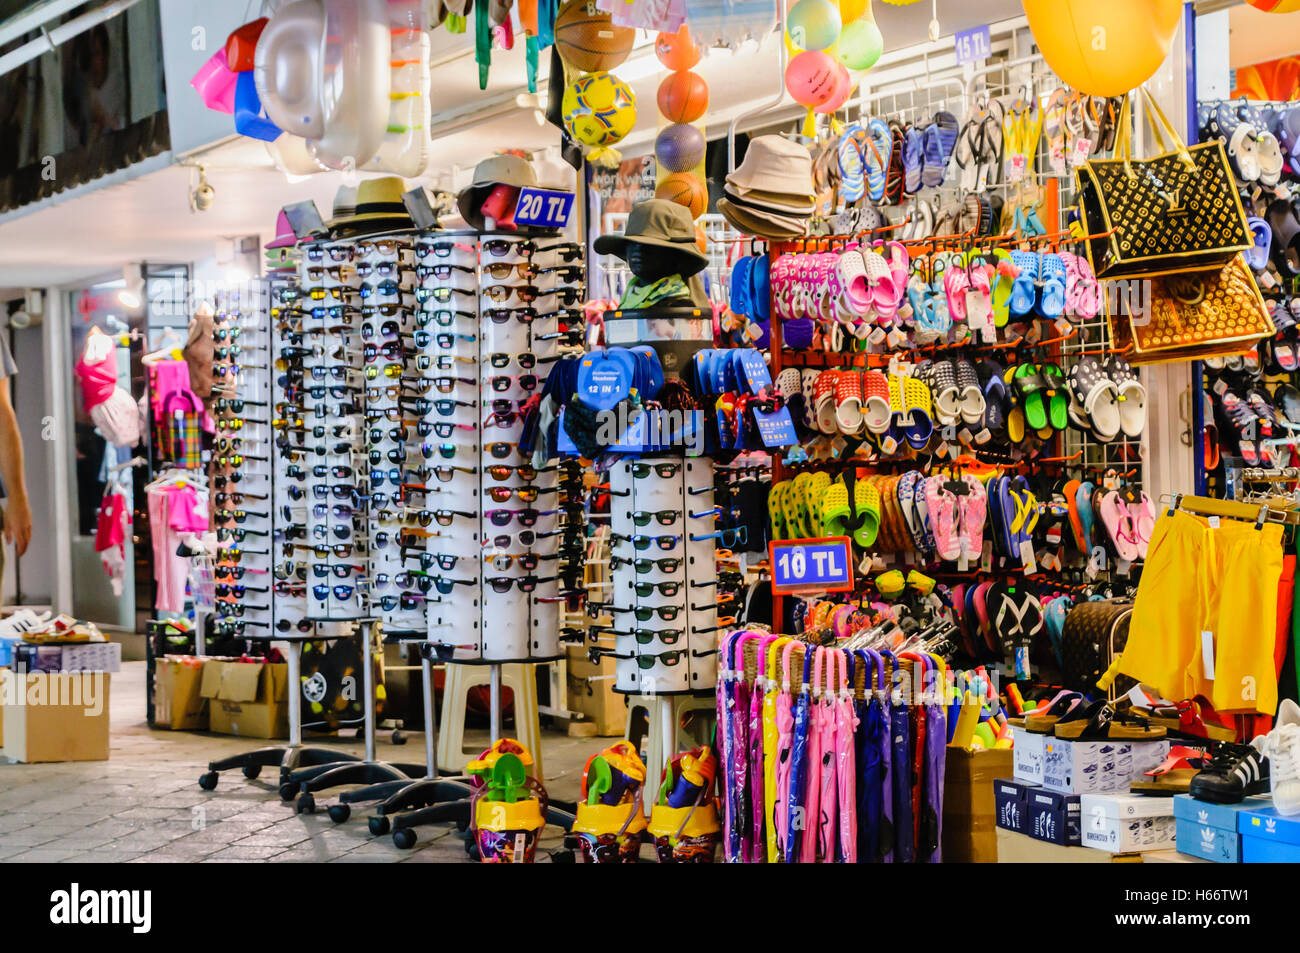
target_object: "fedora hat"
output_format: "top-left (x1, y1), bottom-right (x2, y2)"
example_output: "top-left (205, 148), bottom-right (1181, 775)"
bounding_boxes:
top-left (456, 154), bottom-right (538, 230)
top-left (328, 176), bottom-right (414, 237)
top-left (593, 199), bottom-right (709, 270)
top-left (726, 135), bottom-right (815, 198)
top-left (266, 208), bottom-right (298, 249)
top-left (717, 197), bottom-right (809, 241)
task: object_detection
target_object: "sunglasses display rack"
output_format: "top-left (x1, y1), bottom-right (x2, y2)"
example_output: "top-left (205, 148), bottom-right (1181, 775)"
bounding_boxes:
top-left (606, 456), bottom-right (720, 695)
top-left (418, 230), bottom-right (586, 662)
top-left (213, 286), bottom-right (274, 641)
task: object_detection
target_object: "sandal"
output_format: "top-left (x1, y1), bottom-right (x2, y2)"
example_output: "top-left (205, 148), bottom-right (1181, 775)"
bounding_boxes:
top-left (1024, 689), bottom-right (1084, 734)
top-left (1129, 746), bottom-right (1210, 796)
top-left (1054, 700), bottom-right (1167, 740)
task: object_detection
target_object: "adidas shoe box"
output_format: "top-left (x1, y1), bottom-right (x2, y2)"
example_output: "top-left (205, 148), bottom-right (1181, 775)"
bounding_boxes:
top-left (1025, 787), bottom-right (1081, 846)
top-left (1238, 804), bottom-right (1300, 863)
top-left (1041, 737), bottom-right (1170, 795)
top-left (1172, 794), bottom-right (1268, 863)
top-left (994, 778), bottom-right (1033, 834)
top-left (1081, 792), bottom-right (1175, 853)
top-left (1012, 727), bottom-right (1046, 785)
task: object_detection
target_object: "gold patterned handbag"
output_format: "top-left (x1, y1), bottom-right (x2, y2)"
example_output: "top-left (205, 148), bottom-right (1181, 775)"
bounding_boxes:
top-left (1106, 254), bottom-right (1274, 364)
top-left (1076, 90), bottom-right (1252, 279)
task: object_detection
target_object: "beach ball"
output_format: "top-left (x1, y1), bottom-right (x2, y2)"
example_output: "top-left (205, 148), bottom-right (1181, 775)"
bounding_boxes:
top-left (1245, 0), bottom-right (1300, 10)
top-left (785, 50), bottom-right (839, 107)
top-left (838, 16), bottom-right (884, 70)
top-left (815, 62), bottom-right (853, 114)
top-left (788, 0), bottom-right (842, 51)
top-left (1023, 0), bottom-right (1182, 97)
top-left (562, 71), bottom-right (637, 148)
top-left (655, 123), bottom-right (706, 173)
top-left (655, 24), bottom-right (701, 71)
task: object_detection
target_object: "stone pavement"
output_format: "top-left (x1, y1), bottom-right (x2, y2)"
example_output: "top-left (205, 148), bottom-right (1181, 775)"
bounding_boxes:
top-left (0, 662), bottom-right (599, 863)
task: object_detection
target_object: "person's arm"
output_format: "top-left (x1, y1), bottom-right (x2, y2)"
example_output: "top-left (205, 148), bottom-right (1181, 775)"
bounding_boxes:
top-left (0, 375), bottom-right (32, 556)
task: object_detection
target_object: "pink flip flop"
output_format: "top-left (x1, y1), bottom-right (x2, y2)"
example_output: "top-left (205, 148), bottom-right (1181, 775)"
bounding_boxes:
top-left (1100, 490), bottom-right (1140, 562)
top-left (924, 476), bottom-right (962, 562)
top-left (958, 474), bottom-right (988, 563)
top-left (1125, 490), bottom-right (1156, 560)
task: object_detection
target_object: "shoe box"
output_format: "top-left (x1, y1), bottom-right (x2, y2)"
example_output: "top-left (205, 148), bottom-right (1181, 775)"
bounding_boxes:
top-left (1237, 803), bottom-right (1300, 863)
top-left (1173, 794), bottom-right (1270, 863)
top-left (1080, 792), bottom-right (1176, 853)
top-left (1041, 737), bottom-right (1170, 795)
top-left (995, 779), bottom-right (1082, 845)
top-left (1012, 727), bottom-right (1046, 785)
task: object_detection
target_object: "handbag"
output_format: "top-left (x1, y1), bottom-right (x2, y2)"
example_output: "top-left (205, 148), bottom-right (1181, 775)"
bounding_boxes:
top-left (1076, 89), bottom-right (1252, 279)
top-left (1105, 254), bottom-right (1275, 364)
top-left (1059, 598), bottom-right (1137, 698)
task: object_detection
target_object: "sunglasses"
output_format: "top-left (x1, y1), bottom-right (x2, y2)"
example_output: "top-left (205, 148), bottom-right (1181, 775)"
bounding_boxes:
top-left (633, 510), bottom-right (679, 527)
top-left (633, 581), bottom-right (683, 598)
top-left (482, 239), bottom-right (534, 258)
top-left (631, 462), bottom-right (683, 479)
top-left (488, 352), bottom-right (537, 370)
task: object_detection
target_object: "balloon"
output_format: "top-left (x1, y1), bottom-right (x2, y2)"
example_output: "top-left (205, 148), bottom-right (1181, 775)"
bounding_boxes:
top-left (655, 123), bottom-right (706, 173)
top-left (655, 24), bottom-right (701, 71)
top-left (788, 0), bottom-right (842, 52)
top-left (839, 0), bottom-right (867, 21)
top-left (1245, 0), bottom-right (1300, 10)
top-left (1022, 0), bottom-right (1182, 98)
top-left (838, 17), bottom-right (883, 70)
top-left (814, 62), bottom-right (852, 114)
top-left (785, 50), bottom-right (839, 107)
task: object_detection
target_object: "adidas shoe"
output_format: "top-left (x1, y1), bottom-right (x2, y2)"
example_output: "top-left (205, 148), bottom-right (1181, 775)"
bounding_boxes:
top-left (1188, 737), bottom-right (1269, 805)
top-left (1264, 698), bottom-right (1300, 816)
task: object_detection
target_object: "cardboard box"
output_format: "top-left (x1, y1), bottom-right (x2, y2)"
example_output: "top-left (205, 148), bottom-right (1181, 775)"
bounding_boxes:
top-left (565, 644), bottom-right (625, 736)
top-left (1012, 727), bottom-right (1046, 785)
top-left (2, 671), bottom-right (110, 763)
top-left (1081, 792), bottom-right (1176, 853)
top-left (13, 641), bottom-right (122, 674)
top-left (200, 660), bottom-right (287, 739)
top-left (1238, 804), bottom-right (1300, 863)
top-left (153, 656), bottom-right (208, 731)
top-left (1042, 737), bottom-right (1169, 795)
top-left (995, 827), bottom-right (1137, 863)
top-left (1172, 794), bottom-right (1267, 863)
top-left (941, 747), bottom-right (1013, 862)
top-left (994, 777), bottom-right (1034, 835)
top-left (1027, 786), bottom-right (1081, 845)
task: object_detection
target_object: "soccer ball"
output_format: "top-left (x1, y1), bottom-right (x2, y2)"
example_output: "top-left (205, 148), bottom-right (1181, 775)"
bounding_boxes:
top-left (561, 71), bottom-right (637, 148)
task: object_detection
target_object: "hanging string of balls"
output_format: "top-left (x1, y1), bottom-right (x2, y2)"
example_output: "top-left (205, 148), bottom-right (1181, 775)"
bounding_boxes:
top-left (653, 25), bottom-right (709, 221)
top-left (784, 0), bottom-right (881, 134)
top-left (556, 0), bottom-right (638, 166)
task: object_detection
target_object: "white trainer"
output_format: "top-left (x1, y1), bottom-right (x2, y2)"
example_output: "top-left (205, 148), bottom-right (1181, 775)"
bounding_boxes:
top-left (1264, 698), bottom-right (1300, 816)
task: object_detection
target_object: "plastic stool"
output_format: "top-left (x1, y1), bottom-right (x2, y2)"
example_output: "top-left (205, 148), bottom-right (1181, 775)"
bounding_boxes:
top-left (624, 694), bottom-right (716, 781)
top-left (437, 663), bottom-right (544, 776)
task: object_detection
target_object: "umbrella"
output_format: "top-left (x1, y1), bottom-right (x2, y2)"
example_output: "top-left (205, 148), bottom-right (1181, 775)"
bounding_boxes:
top-left (832, 649), bottom-right (859, 863)
top-left (774, 640), bottom-right (799, 860)
top-left (784, 644), bottom-right (814, 863)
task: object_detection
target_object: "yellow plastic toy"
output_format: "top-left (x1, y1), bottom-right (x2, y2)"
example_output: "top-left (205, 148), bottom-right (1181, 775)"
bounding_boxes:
top-left (572, 742), bottom-right (648, 863)
top-left (466, 739), bottom-right (547, 863)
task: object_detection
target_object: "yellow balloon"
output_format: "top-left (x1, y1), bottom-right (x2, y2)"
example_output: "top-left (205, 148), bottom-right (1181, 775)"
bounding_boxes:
top-left (1022, 0), bottom-right (1182, 97)
top-left (839, 0), bottom-right (867, 21)
top-left (1245, 0), bottom-right (1300, 11)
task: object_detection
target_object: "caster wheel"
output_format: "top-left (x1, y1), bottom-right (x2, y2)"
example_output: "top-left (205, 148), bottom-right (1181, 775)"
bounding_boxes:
top-left (465, 841), bottom-right (480, 861)
top-left (279, 783), bottom-right (298, 802)
top-left (455, 818), bottom-right (469, 832)
top-left (296, 793), bottom-right (316, 815)
top-left (198, 772), bottom-right (218, 791)
top-left (392, 829), bottom-right (417, 850)
top-left (391, 730), bottom-right (406, 745)
top-left (242, 765), bottom-right (262, 780)
top-left (369, 816), bottom-right (391, 836)
top-left (328, 803), bottom-right (351, 824)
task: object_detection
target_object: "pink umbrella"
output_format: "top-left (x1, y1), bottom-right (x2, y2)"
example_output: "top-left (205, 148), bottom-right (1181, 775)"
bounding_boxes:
top-left (799, 647), bottom-right (826, 864)
top-left (832, 649), bottom-right (859, 862)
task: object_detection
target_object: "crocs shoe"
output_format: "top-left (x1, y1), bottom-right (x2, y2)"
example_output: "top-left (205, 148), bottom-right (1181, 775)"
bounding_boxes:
top-left (813, 369), bottom-right (841, 434)
top-left (1037, 252), bottom-right (1068, 319)
top-left (835, 370), bottom-right (865, 435)
top-left (901, 376), bottom-right (935, 450)
top-left (955, 359), bottom-right (986, 427)
top-left (1008, 250), bottom-right (1039, 318)
top-left (862, 370), bottom-right (892, 435)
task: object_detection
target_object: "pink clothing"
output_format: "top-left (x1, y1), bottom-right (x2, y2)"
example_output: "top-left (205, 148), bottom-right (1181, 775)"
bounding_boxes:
top-left (148, 484), bottom-right (208, 612)
top-left (76, 345), bottom-right (119, 412)
top-left (167, 485), bottom-right (210, 533)
top-left (94, 492), bottom-right (129, 551)
top-left (150, 360), bottom-right (204, 421)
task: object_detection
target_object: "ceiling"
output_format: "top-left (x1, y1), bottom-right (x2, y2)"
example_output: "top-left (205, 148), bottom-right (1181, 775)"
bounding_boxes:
top-left (0, 0), bottom-right (1025, 294)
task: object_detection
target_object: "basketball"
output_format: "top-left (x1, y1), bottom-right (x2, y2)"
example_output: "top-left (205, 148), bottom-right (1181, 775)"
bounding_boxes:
top-left (656, 172), bottom-right (707, 219)
top-left (654, 24), bottom-right (701, 71)
top-left (656, 71), bottom-right (709, 124)
top-left (554, 0), bottom-right (635, 73)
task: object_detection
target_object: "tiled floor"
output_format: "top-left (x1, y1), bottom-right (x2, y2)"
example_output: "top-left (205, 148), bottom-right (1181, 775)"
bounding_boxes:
top-left (0, 662), bottom-right (598, 863)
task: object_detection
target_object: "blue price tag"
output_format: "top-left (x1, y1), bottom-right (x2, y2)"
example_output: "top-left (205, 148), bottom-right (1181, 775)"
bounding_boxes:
top-left (768, 537), bottom-right (855, 594)
top-left (513, 187), bottom-right (574, 229)
top-left (954, 25), bottom-right (991, 65)
top-left (753, 405), bottom-right (797, 449)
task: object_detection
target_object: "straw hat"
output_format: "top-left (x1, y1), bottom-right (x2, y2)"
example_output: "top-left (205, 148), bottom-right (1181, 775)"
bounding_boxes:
top-left (726, 135), bottom-right (815, 199)
top-left (593, 199), bottom-right (709, 271)
top-left (328, 177), bottom-right (414, 237)
top-left (457, 155), bottom-right (538, 230)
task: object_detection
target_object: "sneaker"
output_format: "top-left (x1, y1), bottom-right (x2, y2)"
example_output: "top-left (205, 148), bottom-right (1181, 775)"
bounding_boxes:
top-left (1264, 698), bottom-right (1300, 816)
top-left (1189, 737), bottom-right (1269, 804)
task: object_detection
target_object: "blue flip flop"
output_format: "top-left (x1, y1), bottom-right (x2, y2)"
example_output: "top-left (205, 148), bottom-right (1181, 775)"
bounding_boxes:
top-left (749, 253), bottom-right (770, 322)
top-left (1076, 480), bottom-right (1096, 551)
top-left (921, 123), bottom-right (945, 188)
top-left (904, 124), bottom-right (924, 195)
top-left (1008, 250), bottom-right (1039, 318)
top-left (730, 255), bottom-right (753, 318)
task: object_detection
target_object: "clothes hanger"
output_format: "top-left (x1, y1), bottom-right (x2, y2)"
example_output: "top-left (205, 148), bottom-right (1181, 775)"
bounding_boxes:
top-left (142, 327), bottom-right (185, 365)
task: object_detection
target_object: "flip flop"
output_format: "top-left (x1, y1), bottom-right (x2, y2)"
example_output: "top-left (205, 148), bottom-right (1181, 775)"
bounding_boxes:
top-left (1024, 690), bottom-right (1083, 734)
top-left (923, 476), bottom-right (961, 562)
top-left (903, 123), bottom-right (924, 195)
top-left (921, 122), bottom-right (946, 188)
top-left (978, 359), bottom-right (1007, 431)
top-left (1126, 490), bottom-right (1155, 560)
top-left (1129, 746), bottom-right (1207, 794)
top-left (958, 473), bottom-right (987, 562)
top-left (1043, 88), bottom-right (1068, 176)
top-left (1099, 490), bottom-right (1140, 562)
top-left (838, 123), bottom-right (867, 204)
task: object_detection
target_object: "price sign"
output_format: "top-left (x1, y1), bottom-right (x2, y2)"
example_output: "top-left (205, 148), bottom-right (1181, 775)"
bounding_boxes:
top-left (512, 187), bottom-right (574, 229)
top-left (954, 25), bottom-right (991, 65)
top-left (769, 537), bottom-right (855, 595)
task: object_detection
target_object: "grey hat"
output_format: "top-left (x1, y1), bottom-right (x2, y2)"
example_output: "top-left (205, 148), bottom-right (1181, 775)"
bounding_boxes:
top-left (593, 199), bottom-right (708, 270)
top-left (456, 154), bottom-right (538, 230)
top-left (726, 135), bottom-right (815, 198)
